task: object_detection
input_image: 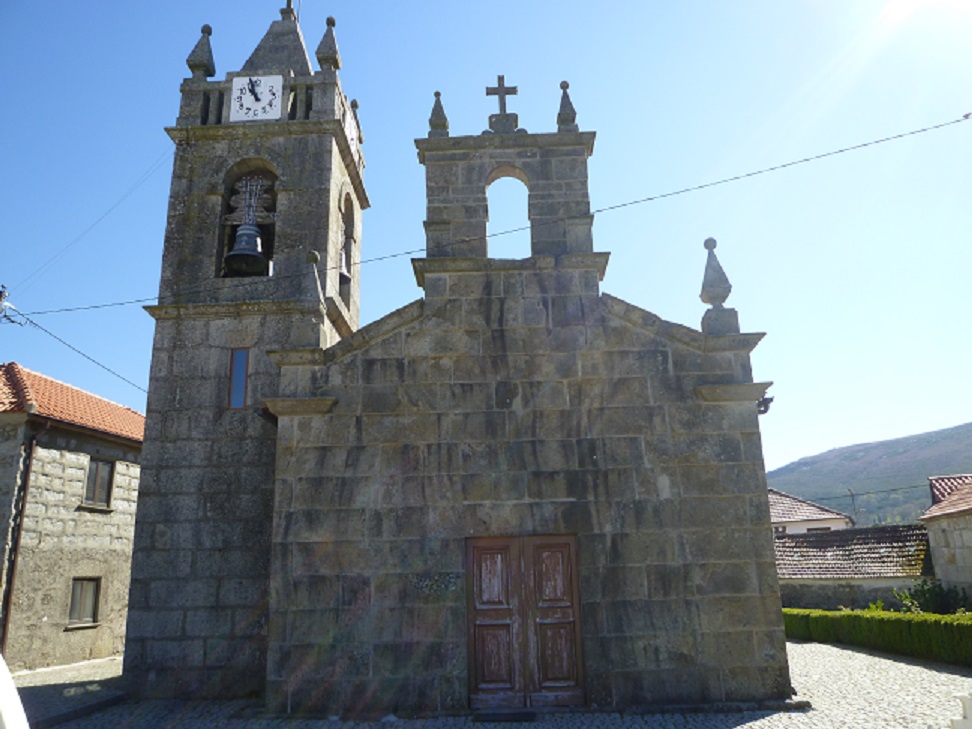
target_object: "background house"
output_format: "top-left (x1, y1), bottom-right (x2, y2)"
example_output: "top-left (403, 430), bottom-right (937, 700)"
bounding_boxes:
top-left (774, 524), bottom-right (930, 610)
top-left (920, 474), bottom-right (972, 593)
top-left (0, 363), bottom-right (143, 670)
top-left (768, 487), bottom-right (853, 534)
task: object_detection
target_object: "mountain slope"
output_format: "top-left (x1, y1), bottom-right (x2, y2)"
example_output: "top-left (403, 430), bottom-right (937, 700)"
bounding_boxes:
top-left (766, 421), bottom-right (972, 525)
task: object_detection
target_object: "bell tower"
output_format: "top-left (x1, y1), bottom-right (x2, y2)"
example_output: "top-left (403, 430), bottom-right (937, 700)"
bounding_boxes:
top-left (126, 7), bottom-right (367, 699)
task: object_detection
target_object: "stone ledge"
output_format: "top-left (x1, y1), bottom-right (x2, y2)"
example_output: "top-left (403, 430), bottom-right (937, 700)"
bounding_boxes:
top-left (413, 253), bottom-right (609, 286)
top-left (415, 130), bottom-right (596, 162)
top-left (695, 383), bottom-right (773, 403)
top-left (263, 398), bottom-right (337, 417)
top-left (146, 300), bottom-right (323, 321)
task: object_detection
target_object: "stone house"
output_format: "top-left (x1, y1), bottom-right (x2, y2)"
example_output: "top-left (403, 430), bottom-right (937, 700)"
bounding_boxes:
top-left (0, 363), bottom-right (143, 670)
top-left (767, 488), bottom-right (853, 535)
top-left (920, 474), bottom-right (972, 593)
top-left (126, 8), bottom-right (791, 717)
top-left (774, 524), bottom-right (931, 610)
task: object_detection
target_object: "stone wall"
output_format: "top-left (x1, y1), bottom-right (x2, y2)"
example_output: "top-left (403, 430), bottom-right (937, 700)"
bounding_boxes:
top-left (925, 513), bottom-right (972, 592)
top-left (265, 256), bottom-right (790, 717)
top-left (0, 417), bottom-right (27, 612)
top-left (3, 427), bottom-right (139, 670)
top-left (126, 304), bottom-right (319, 698)
top-left (780, 578), bottom-right (915, 611)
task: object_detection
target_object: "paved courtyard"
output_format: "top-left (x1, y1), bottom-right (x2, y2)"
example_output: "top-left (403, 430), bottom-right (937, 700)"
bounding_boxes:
top-left (16, 641), bottom-right (972, 728)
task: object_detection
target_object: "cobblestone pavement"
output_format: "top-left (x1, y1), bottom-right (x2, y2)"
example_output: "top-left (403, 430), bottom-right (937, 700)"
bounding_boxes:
top-left (18, 642), bottom-right (972, 729)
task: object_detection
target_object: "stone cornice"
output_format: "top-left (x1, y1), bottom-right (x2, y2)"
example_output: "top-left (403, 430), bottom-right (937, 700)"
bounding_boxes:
top-left (695, 382), bottom-right (773, 403)
top-left (146, 299), bottom-right (323, 321)
top-left (166, 118), bottom-right (369, 210)
top-left (415, 130), bottom-right (596, 163)
top-left (703, 333), bottom-right (766, 354)
top-left (412, 253), bottom-right (609, 286)
top-left (263, 397), bottom-right (337, 417)
top-left (267, 348), bottom-right (327, 368)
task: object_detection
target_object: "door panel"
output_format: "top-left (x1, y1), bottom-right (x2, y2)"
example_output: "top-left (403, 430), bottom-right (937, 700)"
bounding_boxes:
top-left (467, 535), bottom-right (583, 708)
top-left (468, 540), bottom-right (523, 707)
top-left (525, 538), bottom-right (584, 706)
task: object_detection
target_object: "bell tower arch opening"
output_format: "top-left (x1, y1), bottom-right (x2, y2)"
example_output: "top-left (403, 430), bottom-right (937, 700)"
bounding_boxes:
top-left (219, 161), bottom-right (278, 278)
top-left (486, 166), bottom-right (530, 260)
top-left (339, 191), bottom-right (355, 308)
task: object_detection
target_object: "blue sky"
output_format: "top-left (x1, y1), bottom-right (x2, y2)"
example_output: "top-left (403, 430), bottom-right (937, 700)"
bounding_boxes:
top-left (2, 0), bottom-right (970, 471)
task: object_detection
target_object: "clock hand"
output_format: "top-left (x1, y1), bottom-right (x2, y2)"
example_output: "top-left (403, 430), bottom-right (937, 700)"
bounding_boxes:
top-left (247, 77), bottom-right (261, 103)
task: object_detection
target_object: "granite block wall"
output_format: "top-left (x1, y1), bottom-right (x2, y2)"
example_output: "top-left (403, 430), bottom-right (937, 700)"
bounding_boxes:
top-left (265, 256), bottom-right (790, 716)
top-left (3, 429), bottom-right (139, 670)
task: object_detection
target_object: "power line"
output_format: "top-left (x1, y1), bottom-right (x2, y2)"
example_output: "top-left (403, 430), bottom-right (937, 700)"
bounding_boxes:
top-left (14, 149), bottom-right (173, 294)
top-left (14, 112), bottom-right (971, 319)
top-left (2, 301), bottom-right (147, 394)
top-left (812, 483), bottom-right (928, 502)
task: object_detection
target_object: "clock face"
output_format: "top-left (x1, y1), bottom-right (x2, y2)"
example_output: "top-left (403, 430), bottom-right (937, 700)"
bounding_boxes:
top-left (229, 75), bottom-right (283, 122)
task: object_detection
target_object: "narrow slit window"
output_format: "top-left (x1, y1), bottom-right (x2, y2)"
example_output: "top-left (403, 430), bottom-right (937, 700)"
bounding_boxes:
top-left (69, 578), bottom-right (100, 624)
top-left (229, 348), bottom-right (249, 409)
top-left (84, 459), bottom-right (114, 507)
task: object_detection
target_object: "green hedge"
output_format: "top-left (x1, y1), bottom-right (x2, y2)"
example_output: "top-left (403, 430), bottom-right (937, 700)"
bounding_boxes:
top-left (783, 608), bottom-right (972, 667)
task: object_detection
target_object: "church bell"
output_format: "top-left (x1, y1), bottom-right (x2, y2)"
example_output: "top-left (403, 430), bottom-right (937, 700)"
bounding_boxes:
top-left (224, 223), bottom-right (268, 276)
top-left (223, 175), bottom-right (270, 277)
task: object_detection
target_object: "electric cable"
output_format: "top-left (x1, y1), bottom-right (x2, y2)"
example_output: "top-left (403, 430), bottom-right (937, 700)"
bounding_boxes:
top-left (16, 112), bottom-right (971, 318)
top-left (2, 303), bottom-right (147, 394)
top-left (14, 149), bottom-right (173, 294)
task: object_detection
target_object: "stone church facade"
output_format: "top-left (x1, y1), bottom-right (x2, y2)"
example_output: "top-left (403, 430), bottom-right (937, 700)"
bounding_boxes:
top-left (126, 7), bottom-right (791, 717)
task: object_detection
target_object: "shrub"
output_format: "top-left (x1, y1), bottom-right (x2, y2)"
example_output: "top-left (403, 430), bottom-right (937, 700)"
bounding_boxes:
top-left (893, 578), bottom-right (970, 614)
top-left (782, 608), bottom-right (972, 668)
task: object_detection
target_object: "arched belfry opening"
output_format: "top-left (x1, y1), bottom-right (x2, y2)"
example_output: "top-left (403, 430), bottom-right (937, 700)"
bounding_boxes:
top-left (485, 171), bottom-right (530, 259)
top-left (340, 191), bottom-right (355, 308)
top-left (219, 164), bottom-right (278, 277)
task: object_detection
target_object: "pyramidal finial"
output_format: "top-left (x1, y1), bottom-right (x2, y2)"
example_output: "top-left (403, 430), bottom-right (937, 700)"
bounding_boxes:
top-left (557, 80), bottom-right (579, 133)
top-left (281, 0), bottom-right (296, 20)
top-left (316, 16), bottom-right (341, 70)
top-left (429, 91), bottom-right (450, 138)
top-left (700, 238), bottom-right (732, 308)
top-left (186, 24), bottom-right (216, 79)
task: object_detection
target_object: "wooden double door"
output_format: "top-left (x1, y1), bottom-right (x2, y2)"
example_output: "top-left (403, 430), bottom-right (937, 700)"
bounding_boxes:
top-left (466, 535), bottom-right (584, 708)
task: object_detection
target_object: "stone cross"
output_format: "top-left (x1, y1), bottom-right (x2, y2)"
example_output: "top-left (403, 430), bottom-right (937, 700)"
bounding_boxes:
top-left (486, 75), bottom-right (518, 115)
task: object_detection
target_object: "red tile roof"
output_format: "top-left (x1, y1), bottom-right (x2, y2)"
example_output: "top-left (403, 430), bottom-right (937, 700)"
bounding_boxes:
top-left (774, 525), bottom-right (930, 580)
top-left (921, 481), bottom-right (972, 521)
top-left (0, 362), bottom-right (144, 442)
top-left (928, 474), bottom-right (972, 505)
top-left (768, 488), bottom-right (854, 525)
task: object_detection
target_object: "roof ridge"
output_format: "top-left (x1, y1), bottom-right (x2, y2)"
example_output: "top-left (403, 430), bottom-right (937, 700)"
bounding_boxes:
top-left (767, 486), bottom-right (853, 520)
